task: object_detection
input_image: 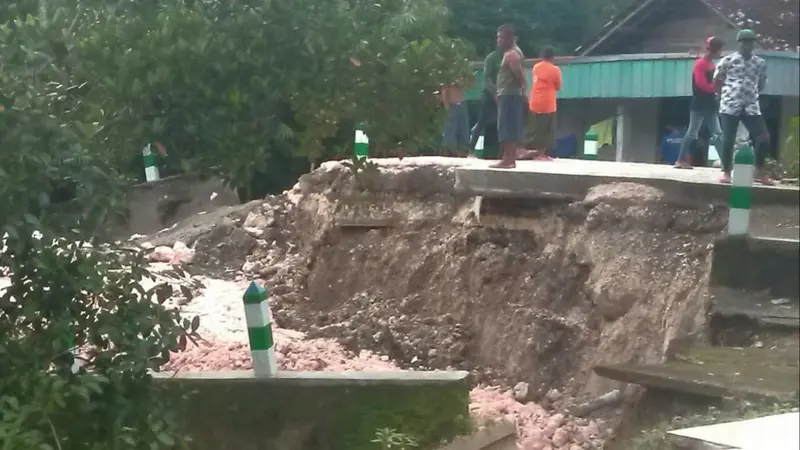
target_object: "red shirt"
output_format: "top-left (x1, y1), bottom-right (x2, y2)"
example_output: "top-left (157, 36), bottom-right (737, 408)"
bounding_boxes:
top-left (691, 57), bottom-right (716, 111)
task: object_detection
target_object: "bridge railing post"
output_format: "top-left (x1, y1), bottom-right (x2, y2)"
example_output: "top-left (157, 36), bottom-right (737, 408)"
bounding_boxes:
top-left (728, 144), bottom-right (754, 236)
top-left (243, 282), bottom-right (277, 376)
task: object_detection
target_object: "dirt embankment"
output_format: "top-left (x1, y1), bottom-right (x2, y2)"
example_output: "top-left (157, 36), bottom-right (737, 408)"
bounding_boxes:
top-left (148, 159), bottom-right (729, 448)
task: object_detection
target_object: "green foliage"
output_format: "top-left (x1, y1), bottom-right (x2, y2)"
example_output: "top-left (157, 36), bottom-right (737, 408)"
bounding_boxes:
top-left (782, 116), bottom-right (800, 179)
top-left (0, 238), bottom-right (199, 449)
top-left (372, 428), bottom-right (419, 449)
top-left (0, 3), bottom-right (200, 448)
top-left (445, 0), bottom-right (636, 57)
top-left (58, 0), bottom-right (470, 192)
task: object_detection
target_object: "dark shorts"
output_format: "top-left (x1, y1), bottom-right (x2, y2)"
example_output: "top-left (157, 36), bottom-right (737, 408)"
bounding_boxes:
top-left (442, 102), bottom-right (470, 149)
top-left (524, 112), bottom-right (557, 150)
top-left (497, 95), bottom-right (526, 144)
top-left (477, 89), bottom-right (497, 124)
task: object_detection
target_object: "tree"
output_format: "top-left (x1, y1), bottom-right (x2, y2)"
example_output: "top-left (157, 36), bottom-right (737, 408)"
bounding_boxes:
top-left (1, 0), bottom-right (472, 446)
top-left (64, 0), bottom-right (472, 196)
top-left (0, 4), bottom-right (199, 448)
top-left (445, 0), bottom-right (637, 57)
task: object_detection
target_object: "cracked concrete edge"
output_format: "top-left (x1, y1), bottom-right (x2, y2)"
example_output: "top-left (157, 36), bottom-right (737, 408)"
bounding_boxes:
top-left (436, 421), bottom-right (517, 450)
top-left (667, 433), bottom-right (738, 449)
top-left (454, 168), bottom-right (800, 206)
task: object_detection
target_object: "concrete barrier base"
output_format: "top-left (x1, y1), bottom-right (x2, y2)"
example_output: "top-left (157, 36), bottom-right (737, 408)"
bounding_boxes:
top-left (436, 421), bottom-right (516, 450)
top-left (154, 370), bottom-right (471, 450)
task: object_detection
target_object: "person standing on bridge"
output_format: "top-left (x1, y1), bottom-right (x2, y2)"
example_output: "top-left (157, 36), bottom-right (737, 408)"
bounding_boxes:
top-left (714, 29), bottom-right (774, 185)
top-left (491, 24), bottom-right (527, 169)
top-left (674, 36), bottom-right (724, 169)
top-left (440, 83), bottom-right (470, 156)
top-left (521, 46), bottom-right (562, 161)
top-left (469, 46), bottom-right (501, 155)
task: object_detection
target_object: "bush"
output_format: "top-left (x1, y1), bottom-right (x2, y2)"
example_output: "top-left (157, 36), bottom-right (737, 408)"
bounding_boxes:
top-left (0, 6), bottom-right (199, 448)
top-left (68, 0), bottom-right (472, 193)
top-left (782, 116), bottom-right (800, 179)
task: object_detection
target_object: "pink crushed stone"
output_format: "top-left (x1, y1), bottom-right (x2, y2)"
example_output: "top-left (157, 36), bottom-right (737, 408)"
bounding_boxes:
top-left (165, 327), bottom-right (396, 372)
top-left (162, 277), bottom-right (606, 449)
top-left (469, 386), bottom-right (604, 450)
top-left (166, 333), bottom-right (605, 449)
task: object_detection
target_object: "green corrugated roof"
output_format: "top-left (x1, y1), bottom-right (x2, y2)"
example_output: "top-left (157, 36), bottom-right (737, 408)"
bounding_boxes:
top-left (466, 52), bottom-right (800, 100)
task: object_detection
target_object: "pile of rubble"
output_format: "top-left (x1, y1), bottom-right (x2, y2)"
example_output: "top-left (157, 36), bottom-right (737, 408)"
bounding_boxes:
top-left (161, 275), bottom-right (609, 449)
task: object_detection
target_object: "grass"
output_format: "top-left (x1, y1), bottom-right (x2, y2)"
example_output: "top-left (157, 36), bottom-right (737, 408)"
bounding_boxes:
top-left (778, 116), bottom-right (800, 180)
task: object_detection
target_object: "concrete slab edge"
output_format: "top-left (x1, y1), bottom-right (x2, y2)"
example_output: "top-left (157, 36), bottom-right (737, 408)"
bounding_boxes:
top-left (592, 364), bottom-right (796, 400)
top-left (666, 433), bottom-right (737, 449)
top-left (436, 421), bottom-right (516, 450)
top-left (153, 369), bottom-right (470, 387)
top-left (454, 169), bottom-right (800, 206)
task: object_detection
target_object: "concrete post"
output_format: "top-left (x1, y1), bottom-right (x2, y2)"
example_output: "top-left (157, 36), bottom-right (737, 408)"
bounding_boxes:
top-left (66, 331), bottom-right (79, 374)
top-left (143, 144), bottom-right (160, 183)
top-left (474, 135), bottom-right (485, 159)
top-left (615, 104), bottom-right (627, 162)
top-left (583, 129), bottom-right (598, 160)
top-left (728, 145), bottom-right (754, 236)
top-left (243, 282), bottom-right (278, 376)
top-left (355, 124), bottom-right (369, 160)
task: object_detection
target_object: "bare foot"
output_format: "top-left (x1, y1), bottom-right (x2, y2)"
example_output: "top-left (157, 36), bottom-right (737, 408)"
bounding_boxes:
top-left (534, 153), bottom-right (553, 161)
top-left (490, 160), bottom-right (516, 169)
top-left (517, 149), bottom-right (539, 160)
top-left (673, 161), bottom-right (694, 169)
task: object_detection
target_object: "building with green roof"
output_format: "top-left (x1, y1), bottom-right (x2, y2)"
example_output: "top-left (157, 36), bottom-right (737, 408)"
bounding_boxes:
top-left (468, 0), bottom-right (799, 164)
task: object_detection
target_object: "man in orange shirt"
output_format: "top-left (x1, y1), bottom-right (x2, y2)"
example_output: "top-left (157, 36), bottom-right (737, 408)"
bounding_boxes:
top-left (522, 46), bottom-right (562, 160)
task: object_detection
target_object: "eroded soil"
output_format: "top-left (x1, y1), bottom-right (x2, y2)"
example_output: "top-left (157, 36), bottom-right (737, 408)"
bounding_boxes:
top-left (141, 159), bottom-right (738, 448)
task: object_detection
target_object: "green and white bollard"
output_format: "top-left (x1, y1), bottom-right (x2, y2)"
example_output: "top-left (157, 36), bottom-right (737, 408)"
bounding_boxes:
top-left (583, 130), bottom-right (598, 160)
top-left (354, 124), bottom-right (369, 160)
top-left (728, 145), bottom-right (754, 236)
top-left (143, 144), bottom-right (160, 182)
top-left (66, 332), bottom-right (79, 374)
top-left (474, 135), bottom-right (485, 159)
top-left (707, 143), bottom-right (720, 167)
top-left (243, 282), bottom-right (277, 376)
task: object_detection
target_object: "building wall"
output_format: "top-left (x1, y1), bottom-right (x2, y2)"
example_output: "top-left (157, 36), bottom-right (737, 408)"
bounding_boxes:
top-left (623, 99), bottom-right (662, 163)
top-left (556, 98), bottom-right (661, 163)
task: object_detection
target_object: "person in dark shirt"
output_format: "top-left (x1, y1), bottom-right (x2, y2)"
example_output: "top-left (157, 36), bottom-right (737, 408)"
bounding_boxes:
top-left (674, 36), bottom-right (724, 169)
top-left (470, 50), bottom-right (501, 152)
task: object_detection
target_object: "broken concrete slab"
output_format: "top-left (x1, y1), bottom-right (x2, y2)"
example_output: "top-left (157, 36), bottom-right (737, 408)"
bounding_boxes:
top-left (122, 175), bottom-right (240, 238)
top-left (594, 347), bottom-right (800, 401)
top-left (709, 286), bottom-right (800, 329)
top-left (454, 159), bottom-right (800, 206)
top-left (667, 412), bottom-right (800, 450)
top-left (711, 236), bottom-right (800, 300)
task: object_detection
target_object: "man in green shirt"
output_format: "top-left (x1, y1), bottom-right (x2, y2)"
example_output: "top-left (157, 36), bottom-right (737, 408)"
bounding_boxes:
top-left (469, 50), bottom-right (501, 151)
